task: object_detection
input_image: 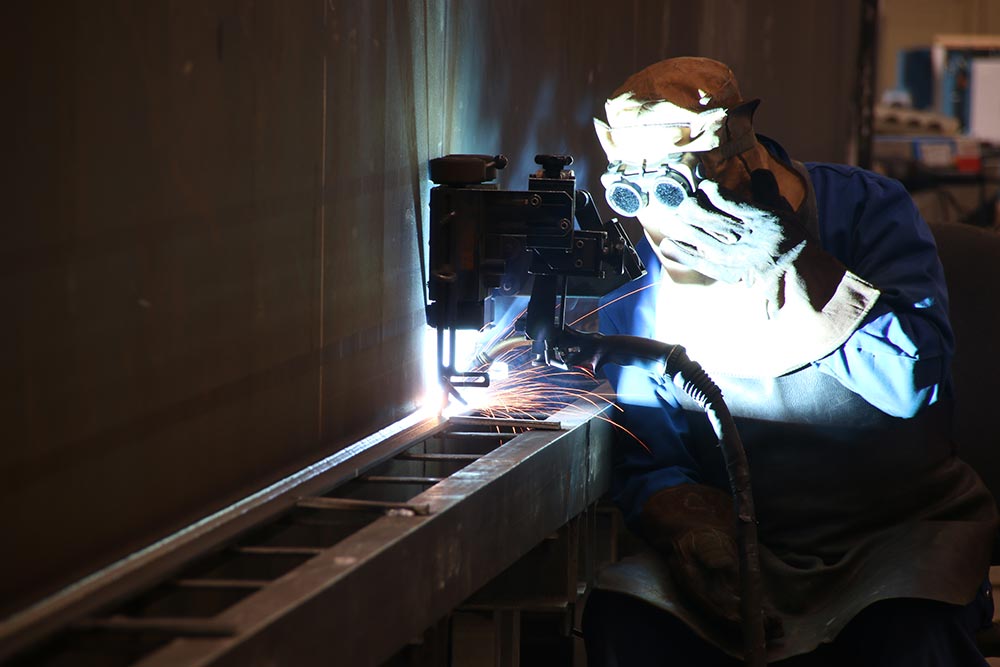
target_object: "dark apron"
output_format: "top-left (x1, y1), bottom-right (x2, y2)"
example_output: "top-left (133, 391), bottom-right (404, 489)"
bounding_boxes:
top-left (596, 364), bottom-right (996, 660)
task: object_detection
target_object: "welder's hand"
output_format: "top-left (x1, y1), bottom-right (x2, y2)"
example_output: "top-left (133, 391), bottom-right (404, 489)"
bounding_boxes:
top-left (657, 171), bottom-right (808, 286)
top-left (641, 484), bottom-right (742, 625)
top-left (641, 484), bottom-right (783, 639)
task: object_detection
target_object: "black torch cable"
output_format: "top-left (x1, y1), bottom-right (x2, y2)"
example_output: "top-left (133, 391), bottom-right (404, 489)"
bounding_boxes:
top-left (578, 331), bottom-right (766, 666)
top-left (666, 347), bottom-right (766, 667)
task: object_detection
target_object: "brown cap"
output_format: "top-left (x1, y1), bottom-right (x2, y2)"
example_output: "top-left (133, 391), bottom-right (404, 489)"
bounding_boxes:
top-left (612, 57), bottom-right (744, 113)
top-left (605, 57), bottom-right (804, 210)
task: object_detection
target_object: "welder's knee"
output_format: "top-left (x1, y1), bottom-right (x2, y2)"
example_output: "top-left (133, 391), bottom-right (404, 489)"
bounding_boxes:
top-left (831, 586), bottom-right (992, 667)
top-left (581, 589), bottom-right (741, 667)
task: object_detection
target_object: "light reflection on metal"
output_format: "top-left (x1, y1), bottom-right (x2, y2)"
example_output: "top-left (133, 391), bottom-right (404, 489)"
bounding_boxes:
top-left (296, 497), bottom-right (432, 516)
top-left (0, 408), bottom-right (444, 662)
top-left (1, 375), bottom-right (614, 665)
top-left (122, 397), bottom-right (614, 667)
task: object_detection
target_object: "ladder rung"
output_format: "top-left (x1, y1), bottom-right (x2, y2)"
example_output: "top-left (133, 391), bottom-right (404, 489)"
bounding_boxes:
top-left (173, 578), bottom-right (270, 590)
top-left (74, 616), bottom-right (237, 637)
top-left (395, 452), bottom-right (484, 462)
top-left (234, 546), bottom-right (324, 556)
top-left (296, 497), bottom-right (431, 515)
top-left (359, 475), bottom-right (443, 485)
top-left (437, 432), bottom-right (517, 441)
top-left (448, 416), bottom-right (561, 430)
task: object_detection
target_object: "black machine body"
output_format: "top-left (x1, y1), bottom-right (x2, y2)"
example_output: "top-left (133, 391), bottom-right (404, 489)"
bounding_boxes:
top-left (425, 153), bottom-right (644, 391)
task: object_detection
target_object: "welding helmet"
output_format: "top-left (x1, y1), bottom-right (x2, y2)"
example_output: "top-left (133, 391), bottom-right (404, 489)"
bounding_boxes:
top-left (594, 57), bottom-right (805, 214)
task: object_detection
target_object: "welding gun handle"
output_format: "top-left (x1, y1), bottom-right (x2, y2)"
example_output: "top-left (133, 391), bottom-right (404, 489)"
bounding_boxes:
top-left (557, 329), bottom-right (680, 376)
top-left (592, 333), bottom-right (681, 375)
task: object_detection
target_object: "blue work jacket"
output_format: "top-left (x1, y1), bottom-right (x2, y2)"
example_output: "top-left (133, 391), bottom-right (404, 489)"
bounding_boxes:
top-left (598, 153), bottom-right (954, 528)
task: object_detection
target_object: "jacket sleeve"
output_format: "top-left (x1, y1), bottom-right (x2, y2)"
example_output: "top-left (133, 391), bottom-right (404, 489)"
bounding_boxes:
top-left (809, 166), bottom-right (954, 418)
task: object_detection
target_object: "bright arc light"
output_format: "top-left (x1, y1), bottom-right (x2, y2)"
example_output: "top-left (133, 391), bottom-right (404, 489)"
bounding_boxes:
top-left (420, 324), bottom-right (487, 413)
top-left (489, 360), bottom-right (509, 382)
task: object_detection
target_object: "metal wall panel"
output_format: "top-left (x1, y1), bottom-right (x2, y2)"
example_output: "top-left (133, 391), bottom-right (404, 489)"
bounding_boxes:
top-left (3, 1), bottom-right (330, 614)
top-left (1, 0), bottom-right (861, 617)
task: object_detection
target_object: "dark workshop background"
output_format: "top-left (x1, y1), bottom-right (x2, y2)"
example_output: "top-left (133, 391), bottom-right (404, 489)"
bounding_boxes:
top-left (2, 1), bottom-right (867, 616)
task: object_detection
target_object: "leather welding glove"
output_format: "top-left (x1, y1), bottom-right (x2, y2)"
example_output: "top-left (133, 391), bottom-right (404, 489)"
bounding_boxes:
top-left (640, 483), bottom-right (743, 626)
top-left (659, 170), bottom-right (817, 292)
top-left (640, 483), bottom-right (785, 640)
top-left (652, 169), bottom-right (880, 377)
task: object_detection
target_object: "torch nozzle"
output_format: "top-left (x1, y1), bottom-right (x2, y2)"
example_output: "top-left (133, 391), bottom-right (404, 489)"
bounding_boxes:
top-left (473, 335), bottom-right (529, 369)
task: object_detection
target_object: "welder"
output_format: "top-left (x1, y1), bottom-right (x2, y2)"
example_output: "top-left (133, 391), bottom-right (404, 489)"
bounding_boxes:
top-left (581, 57), bottom-right (998, 665)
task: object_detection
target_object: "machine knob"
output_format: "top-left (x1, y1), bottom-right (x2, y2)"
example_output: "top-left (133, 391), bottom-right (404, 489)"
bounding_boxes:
top-left (429, 154), bottom-right (508, 186)
top-left (534, 154), bottom-right (574, 179)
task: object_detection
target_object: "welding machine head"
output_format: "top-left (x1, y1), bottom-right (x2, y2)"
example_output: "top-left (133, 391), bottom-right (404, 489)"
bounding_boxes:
top-left (425, 153), bottom-right (645, 391)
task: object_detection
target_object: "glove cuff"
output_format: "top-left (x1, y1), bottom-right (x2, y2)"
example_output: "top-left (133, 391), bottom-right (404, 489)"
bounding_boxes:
top-left (652, 162), bottom-right (881, 379)
top-left (640, 484), bottom-right (735, 549)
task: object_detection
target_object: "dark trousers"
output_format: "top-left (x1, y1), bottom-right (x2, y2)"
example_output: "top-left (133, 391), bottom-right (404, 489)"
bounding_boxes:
top-left (582, 582), bottom-right (993, 666)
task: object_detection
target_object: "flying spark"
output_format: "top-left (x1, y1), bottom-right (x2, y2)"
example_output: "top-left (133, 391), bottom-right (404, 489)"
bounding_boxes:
top-left (461, 321), bottom-right (651, 453)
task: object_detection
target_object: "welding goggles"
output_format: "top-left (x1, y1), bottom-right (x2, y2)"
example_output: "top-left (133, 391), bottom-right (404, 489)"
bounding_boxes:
top-left (599, 157), bottom-right (702, 218)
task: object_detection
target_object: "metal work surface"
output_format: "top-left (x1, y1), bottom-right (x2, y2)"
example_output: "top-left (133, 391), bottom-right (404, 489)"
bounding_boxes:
top-left (2, 399), bottom-right (612, 667)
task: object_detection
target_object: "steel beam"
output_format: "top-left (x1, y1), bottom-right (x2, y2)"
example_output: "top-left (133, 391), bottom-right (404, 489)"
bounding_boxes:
top-left (128, 402), bottom-right (612, 667)
top-left (0, 411), bottom-right (448, 662)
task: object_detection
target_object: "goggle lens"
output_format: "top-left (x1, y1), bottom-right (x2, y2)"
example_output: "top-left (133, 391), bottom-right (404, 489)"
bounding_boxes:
top-left (606, 181), bottom-right (646, 216)
top-left (653, 179), bottom-right (688, 209)
top-left (601, 161), bottom-right (696, 217)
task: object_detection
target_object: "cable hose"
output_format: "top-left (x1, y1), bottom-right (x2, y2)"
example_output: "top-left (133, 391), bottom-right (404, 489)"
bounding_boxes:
top-left (664, 347), bottom-right (766, 667)
top-left (490, 327), bottom-right (767, 665)
top-left (675, 366), bottom-right (717, 408)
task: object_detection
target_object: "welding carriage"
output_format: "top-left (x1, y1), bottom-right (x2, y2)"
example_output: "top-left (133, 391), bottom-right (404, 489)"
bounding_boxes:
top-left (424, 153), bottom-right (644, 392)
